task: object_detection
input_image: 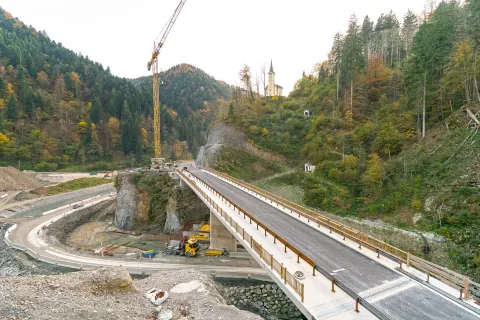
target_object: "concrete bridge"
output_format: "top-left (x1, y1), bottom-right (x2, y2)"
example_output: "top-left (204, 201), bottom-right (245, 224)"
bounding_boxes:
top-left (177, 164), bottom-right (480, 320)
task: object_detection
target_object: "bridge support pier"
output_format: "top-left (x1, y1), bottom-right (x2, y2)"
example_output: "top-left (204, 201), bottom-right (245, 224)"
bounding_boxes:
top-left (210, 211), bottom-right (237, 252)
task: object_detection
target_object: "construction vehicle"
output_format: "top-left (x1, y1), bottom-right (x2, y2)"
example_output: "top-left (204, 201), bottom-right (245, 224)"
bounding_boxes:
top-left (205, 248), bottom-right (229, 256)
top-left (163, 236), bottom-right (199, 257)
top-left (191, 223), bottom-right (210, 241)
top-left (191, 233), bottom-right (209, 241)
top-left (148, 0), bottom-right (187, 163)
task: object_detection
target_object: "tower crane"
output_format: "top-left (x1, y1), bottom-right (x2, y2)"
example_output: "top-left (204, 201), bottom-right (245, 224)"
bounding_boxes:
top-left (148, 0), bottom-right (187, 164)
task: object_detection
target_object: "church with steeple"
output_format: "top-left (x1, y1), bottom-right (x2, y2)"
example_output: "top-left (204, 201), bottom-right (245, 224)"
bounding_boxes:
top-left (265, 60), bottom-right (283, 97)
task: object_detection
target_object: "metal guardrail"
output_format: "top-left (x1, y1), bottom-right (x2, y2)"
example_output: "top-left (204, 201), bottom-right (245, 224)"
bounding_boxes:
top-left (409, 255), bottom-right (479, 300)
top-left (177, 169), bottom-right (393, 315)
top-left (207, 169), bottom-right (480, 301)
top-left (177, 170), bottom-right (316, 270)
top-left (208, 169), bottom-right (409, 263)
top-left (314, 265), bottom-right (390, 320)
top-left (177, 169), bottom-right (307, 301)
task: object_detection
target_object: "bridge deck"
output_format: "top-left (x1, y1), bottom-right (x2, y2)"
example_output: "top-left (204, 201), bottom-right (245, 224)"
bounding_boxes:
top-left (192, 169), bottom-right (479, 320)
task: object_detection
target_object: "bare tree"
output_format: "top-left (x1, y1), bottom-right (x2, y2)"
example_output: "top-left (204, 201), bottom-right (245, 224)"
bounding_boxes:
top-left (260, 63), bottom-right (267, 103)
top-left (239, 64), bottom-right (254, 102)
top-left (254, 74), bottom-right (260, 101)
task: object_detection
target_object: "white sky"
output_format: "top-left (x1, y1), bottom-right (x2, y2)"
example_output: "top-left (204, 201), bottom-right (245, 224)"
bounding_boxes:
top-left (1, 0), bottom-right (426, 94)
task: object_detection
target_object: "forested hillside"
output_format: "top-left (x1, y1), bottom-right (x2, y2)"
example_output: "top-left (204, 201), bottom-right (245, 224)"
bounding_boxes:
top-left (0, 8), bottom-right (230, 171)
top-left (222, 0), bottom-right (480, 279)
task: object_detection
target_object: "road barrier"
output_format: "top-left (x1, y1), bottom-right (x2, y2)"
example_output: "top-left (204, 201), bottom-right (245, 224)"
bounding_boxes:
top-left (176, 169), bottom-right (306, 302)
top-left (206, 169), bottom-right (480, 301)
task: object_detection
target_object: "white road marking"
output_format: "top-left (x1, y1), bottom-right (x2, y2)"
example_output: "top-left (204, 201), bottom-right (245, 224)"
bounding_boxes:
top-left (332, 268), bottom-right (346, 273)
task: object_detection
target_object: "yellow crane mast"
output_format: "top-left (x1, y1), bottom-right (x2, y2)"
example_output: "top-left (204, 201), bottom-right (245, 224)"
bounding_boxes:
top-left (148, 0), bottom-right (187, 164)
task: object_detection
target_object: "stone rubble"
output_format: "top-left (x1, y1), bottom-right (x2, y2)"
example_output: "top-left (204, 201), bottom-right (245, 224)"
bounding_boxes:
top-left (0, 267), bottom-right (263, 320)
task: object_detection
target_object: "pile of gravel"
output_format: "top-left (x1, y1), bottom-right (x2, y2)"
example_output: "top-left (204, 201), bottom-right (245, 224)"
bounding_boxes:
top-left (0, 267), bottom-right (263, 320)
top-left (0, 167), bottom-right (39, 191)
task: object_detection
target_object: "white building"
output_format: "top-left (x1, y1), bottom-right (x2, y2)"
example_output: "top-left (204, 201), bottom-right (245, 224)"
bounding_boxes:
top-left (265, 60), bottom-right (283, 97)
top-left (304, 163), bottom-right (316, 173)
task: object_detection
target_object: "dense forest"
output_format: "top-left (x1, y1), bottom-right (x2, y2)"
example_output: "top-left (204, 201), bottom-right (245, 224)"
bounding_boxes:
top-left (222, 0), bottom-right (480, 279)
top-left (0, 8), bottom-right (231, 171)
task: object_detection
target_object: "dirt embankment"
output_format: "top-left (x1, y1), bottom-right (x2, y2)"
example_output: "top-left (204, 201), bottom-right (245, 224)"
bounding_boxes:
top-left (47, 200), bottom-right (115, 244)
top-left (0, 167), bottom-right (39, 191)
top-left (0, 267), bottom-right (262, 320)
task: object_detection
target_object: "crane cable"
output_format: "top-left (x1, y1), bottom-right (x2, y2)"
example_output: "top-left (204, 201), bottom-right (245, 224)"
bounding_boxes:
top-left (154, 9), bottom-right (177, 44)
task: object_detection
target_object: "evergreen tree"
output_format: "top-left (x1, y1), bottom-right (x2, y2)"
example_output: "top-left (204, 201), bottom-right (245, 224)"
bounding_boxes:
top-left (0, 112), bottom-right (5, 133)
top-left (466, 0), bottom-right (480, 101)
top-left (135, 124), bottom-right (143, 162)
top-left (361, 16), bottom-right (374, 60)
top-left (121, 100), bottom-right (133, 154)
top-left (7, 94), bottom-right (18, 121)
top-left (90, 96), bottom-right (102, 124)
top-left (0, 77), bottom-right (6, 99)
top-left (342, 14), bottom-right (364, 113)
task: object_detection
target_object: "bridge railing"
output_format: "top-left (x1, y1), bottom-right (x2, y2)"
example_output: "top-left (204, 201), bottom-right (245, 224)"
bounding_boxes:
top-left (206, 169), bottom-right (480, 301)
top-left (176, 169), bottom-right (306, 302)
top-left (208, 168), bottom-right (407, 262)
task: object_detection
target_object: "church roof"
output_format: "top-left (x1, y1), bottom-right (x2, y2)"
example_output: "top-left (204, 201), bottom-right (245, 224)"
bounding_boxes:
top-left (269, 60), bottom-right (274, 73)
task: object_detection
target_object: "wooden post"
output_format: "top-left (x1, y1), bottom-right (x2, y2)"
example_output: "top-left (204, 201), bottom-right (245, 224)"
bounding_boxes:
top-left (459, 289), bottom-right (463, 300)
top-left (250, 237), bottom-right (253, 248)
top-left (297, 255), bottom-right (300, 263)
top-left (427, 271), bottom-right (430, 283)
top-left (284, 268), bottom-right (287, 284)
top-left (377, 250), bottom-right (380, 259)
top-left (407, 253), bottom-right (411, 267)
top-left (301, 283), bottom-right (305, 303)
top-left (242, 229), bottom-right (245, 240)
top-left (331, 279), bottom-right (336, 293)
top-left (284, 245), bottom-right (287, 253)
top-left (264, 230), bottom-right (267, 237)
top-left (313, 267), bottom-right (316, 276)
top-left (270, 255), bottom-right (273, 269)
top-left (464, 279), bottom-right (470, 300)
top-left (355, 298), bottom-right (359, 313)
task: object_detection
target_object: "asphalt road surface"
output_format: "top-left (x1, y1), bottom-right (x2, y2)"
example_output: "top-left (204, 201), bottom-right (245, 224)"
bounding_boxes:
top-left (193, 170), bottom-right (479, 320)
top-left (6, 194), bottom-right (266, 279)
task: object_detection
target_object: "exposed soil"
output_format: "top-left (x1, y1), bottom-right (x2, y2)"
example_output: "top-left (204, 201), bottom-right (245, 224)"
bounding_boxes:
top-left (0, 167), bottom-right (40, 191)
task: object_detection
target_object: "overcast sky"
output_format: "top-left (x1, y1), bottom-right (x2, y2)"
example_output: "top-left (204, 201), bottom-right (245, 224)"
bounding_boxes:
top-left (1, 0), bottom-right (426, 94)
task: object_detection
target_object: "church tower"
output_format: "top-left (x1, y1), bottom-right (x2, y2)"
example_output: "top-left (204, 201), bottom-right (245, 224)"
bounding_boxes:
top-left (268, 60), bottom-right (275, 96)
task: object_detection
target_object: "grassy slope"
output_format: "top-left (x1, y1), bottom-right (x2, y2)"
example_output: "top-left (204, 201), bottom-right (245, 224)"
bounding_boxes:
top-left (212, 146), bottom-right (287, 181)
top-left (38, 178), bottom-right (112, 196)
top-left (220, 117), bottom-right (480, 280)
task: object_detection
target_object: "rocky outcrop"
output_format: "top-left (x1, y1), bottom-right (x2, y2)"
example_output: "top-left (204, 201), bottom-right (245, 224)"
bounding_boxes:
top-left (222, 283), bottom-right (305, 320)
top-left (164, 196), bottom-right (181, 233)
top-left (115, 171), bottom-right (209, 233)
top-left (196, 123), bottom-right (285, 168)
top-left (115, 174), bottom-right (138, 230)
